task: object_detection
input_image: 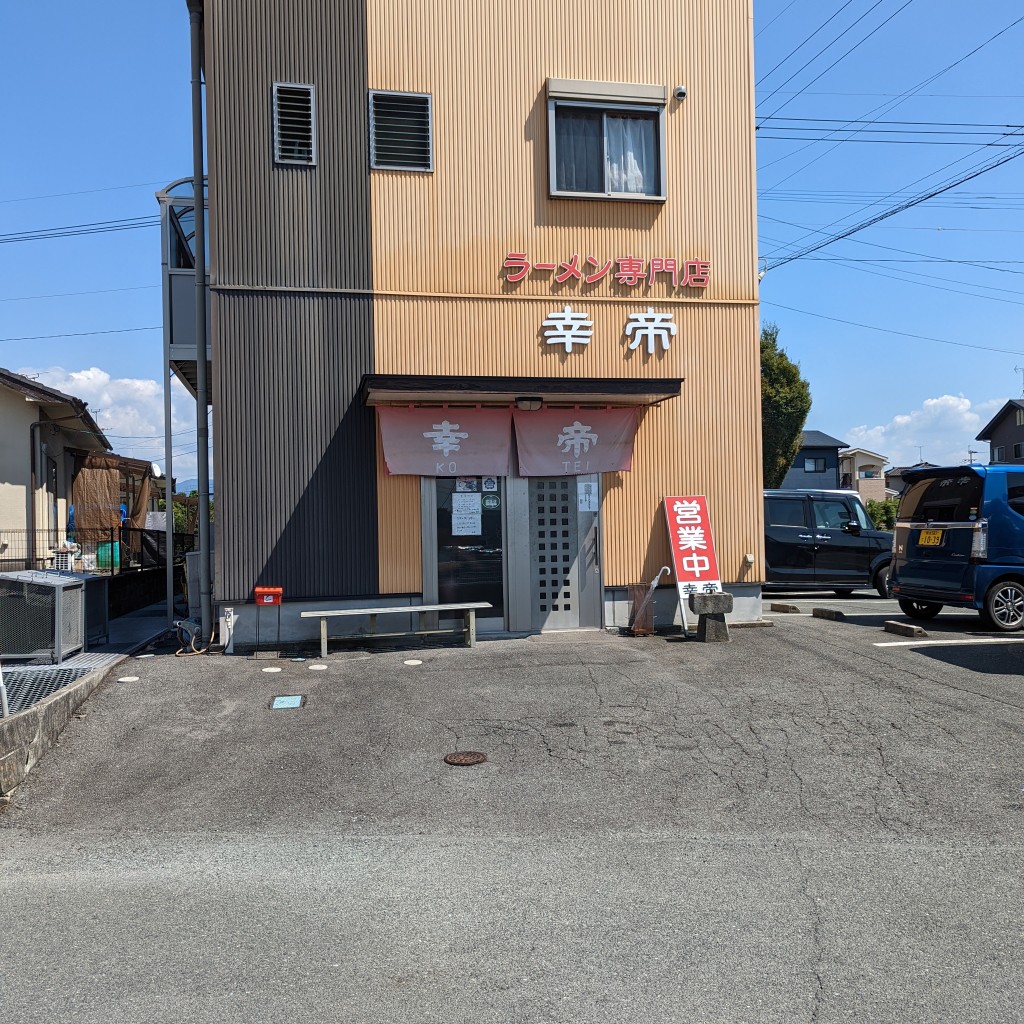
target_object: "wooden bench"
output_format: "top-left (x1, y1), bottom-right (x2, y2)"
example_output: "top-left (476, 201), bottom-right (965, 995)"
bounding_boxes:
top-left (299, 602), bottom-right (492, 658)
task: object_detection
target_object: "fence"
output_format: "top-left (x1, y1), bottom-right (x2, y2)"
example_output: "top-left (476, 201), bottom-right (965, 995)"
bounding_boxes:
top-left (0, 528), bottom-right (196, 576)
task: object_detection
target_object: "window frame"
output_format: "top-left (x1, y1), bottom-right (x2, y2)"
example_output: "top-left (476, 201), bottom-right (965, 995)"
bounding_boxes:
top-left (368, 89), bottom-right (434, 173)
top-left (546, 79), bottom-right (667, 203)
top-left (804, 457), bottom-right (826, 473)
top-left (994, 446), bottom-right (1006, 463)
top-left (1016, 408), bottom-right (1024, 426)
top-left (272, 82), bottom-right (317, 167)
top-left (1014, 443), bottom-right (1024, 460)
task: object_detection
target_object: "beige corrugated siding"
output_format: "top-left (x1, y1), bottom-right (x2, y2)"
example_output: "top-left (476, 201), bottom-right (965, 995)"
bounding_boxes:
top-left (375, 417), bottom-right (423, 593)
top-left (365, 1), bottom-right (762, 589)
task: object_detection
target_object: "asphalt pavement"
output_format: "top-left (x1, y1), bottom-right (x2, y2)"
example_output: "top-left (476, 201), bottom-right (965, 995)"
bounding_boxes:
top-left (2, 614), bottom-right (1022, 1023)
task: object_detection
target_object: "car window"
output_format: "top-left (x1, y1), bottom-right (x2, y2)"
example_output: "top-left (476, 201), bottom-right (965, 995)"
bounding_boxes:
top-left (898, 470), bottom-right (983, 522)
top-left (850, 500), bottom-right (873, 530)
top-left (1008, 473), bottom-right (1024, 518)
top-left (765, 497), bottom-right (806, 528)
top-left (812, 499), bottom-right (851, 530)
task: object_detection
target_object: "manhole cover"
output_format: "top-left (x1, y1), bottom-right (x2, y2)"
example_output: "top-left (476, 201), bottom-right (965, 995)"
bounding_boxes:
top-left (444, 751), bottom-right (487, 766)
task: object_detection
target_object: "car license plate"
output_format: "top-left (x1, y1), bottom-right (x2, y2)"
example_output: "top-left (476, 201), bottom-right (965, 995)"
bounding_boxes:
top-left (918, 529), bottom-right (943, 547)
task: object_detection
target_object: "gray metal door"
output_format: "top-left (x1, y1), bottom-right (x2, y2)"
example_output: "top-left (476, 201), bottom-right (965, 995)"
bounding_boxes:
top-left (527, 476), bottom-right (602, 630)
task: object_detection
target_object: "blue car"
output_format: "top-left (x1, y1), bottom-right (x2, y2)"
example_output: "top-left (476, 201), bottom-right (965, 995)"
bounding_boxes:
top-left (890, 464), bottom-right (1024, 631)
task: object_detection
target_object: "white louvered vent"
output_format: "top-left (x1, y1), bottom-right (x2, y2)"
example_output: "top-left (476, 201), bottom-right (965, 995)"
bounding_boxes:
top-left (273, 83), bottom-right (316, 166)
top-left (369, 91), bottom-right (433, 172)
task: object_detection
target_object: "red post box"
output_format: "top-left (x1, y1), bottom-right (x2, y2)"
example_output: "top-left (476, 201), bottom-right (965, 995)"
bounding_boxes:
top-left (253, 586), bottom-right (283, 606)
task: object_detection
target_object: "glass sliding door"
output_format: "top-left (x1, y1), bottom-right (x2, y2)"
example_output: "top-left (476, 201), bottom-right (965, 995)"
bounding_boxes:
top-left (433, 476), bottom-right (506, 628)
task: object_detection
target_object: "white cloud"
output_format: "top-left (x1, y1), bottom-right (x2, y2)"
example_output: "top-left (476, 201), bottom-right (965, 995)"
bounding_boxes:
top-left (18, 365), bottom-right (205, 481)
top-left (844, 394), bottom-right (1006, 469)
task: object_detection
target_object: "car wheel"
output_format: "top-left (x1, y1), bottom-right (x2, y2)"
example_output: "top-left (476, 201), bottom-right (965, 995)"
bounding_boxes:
top-left (983, 580), bottom-right (1024, 632)
top-left (833, 589), bottom-right (854, 597)
top-left (874, 563), bottom-right (891, 599)
top-left (898, 598), bottom-right (942, 620)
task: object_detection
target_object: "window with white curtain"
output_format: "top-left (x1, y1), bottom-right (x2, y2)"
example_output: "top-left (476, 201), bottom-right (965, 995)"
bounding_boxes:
top-left (549, 100), bottom-right (664, 200)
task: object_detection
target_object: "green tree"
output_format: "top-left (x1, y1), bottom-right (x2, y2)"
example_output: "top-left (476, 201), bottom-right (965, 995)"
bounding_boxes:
top-left (761, 322), bottom-right (812, 488)
top-left (865, 497), bottom-right (899, 530)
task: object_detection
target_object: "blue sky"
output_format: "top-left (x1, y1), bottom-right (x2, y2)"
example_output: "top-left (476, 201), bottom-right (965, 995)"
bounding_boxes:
top-left (2, 1), bottom-right (1022, 477)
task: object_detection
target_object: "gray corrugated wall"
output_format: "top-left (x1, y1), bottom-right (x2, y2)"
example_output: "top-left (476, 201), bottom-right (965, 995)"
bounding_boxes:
top-left (213, 294), bottom-right (377, 601)
top-left (206, 0), bottom-right (378, 602)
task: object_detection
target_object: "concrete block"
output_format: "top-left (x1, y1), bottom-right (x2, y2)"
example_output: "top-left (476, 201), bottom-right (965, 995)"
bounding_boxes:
top-left (812, 608), bottom-right (846, 621)
top-left (688, 593), bottom-right (734, 616)
top-left (884, 620), bottom-right (928, 638)
top-left (688, 593), bottom-right (733, 643)
top-left (769, 603), bottom-right (802, 613)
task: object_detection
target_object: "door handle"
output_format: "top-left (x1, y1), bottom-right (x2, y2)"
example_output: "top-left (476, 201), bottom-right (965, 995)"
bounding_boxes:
top-left (798, 534), bottom-right (813, 540)
top-left (815, 534), bottom-right (831, 541)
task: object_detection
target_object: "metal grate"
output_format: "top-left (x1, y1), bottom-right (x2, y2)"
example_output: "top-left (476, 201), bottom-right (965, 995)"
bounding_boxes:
top-left (0, 572), bottom-right (85, 663)
top-left (1, 666), bottom-right (92, 715)
top-left (273, 83), bottom-right (316, 165)
top-left (369, 91), bottom-right (433, 171)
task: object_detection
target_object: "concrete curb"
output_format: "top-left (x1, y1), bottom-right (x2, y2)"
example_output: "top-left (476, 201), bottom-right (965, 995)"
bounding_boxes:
top-left (0, 658), bottom-right (127, 795)
top-left (884, 620), bottom-right (928, 638)
top-left (769, 603), bottom-right (802, 614)
top-left (812, 608), bottom-right (846, 621)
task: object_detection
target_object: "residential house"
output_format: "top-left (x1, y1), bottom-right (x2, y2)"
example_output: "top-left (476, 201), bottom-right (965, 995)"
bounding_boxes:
top-left (780, 431), bottom-right (848, 490)
top-left (885, 462), bottom-right (939, 496)
top-left (0, 368), bottom-right (110, 569)
top-left (838, 447), bottom-right (888, 502)
top-left (976, 399), bottom-right (1024, 465)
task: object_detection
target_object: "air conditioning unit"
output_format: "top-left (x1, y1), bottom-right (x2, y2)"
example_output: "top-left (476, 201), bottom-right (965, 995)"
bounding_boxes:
top-left (0, 571), bottom-right (86, 664)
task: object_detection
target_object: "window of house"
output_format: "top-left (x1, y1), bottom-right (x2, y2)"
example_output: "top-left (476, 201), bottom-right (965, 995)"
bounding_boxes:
top-left (369, 91), bottom-right (433, 171)
top-left (804, 457), bottom-right (826, 473)
top-left (1015, 443), bottom-right (1024, 460)
top-left (547, 79), bottom-right (666, 200)
top-left (1016, 408), bottom-right (1024, 426)
top-left (273, 83), bottom-right (316, 165)
top-left (994, 446), bottom-right (1005, 462)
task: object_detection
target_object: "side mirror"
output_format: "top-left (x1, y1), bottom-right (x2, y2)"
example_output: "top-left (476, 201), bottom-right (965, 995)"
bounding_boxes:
top-left (843, 520), bottom-right (861, 535)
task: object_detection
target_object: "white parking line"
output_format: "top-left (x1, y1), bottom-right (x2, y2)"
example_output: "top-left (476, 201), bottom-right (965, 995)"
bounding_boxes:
top-left (874, 637), bottom-right (1024, 648)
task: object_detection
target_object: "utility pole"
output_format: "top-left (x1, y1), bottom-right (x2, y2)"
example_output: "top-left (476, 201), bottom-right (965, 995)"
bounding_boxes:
top-left (1015, 366), bottom-right (1024, 397)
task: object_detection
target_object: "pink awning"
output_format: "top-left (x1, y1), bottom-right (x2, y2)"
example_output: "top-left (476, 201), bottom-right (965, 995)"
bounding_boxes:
top-left (513, 408), bottom-right (640, 476)
top-left (378, 407), bottom-right (513, 476)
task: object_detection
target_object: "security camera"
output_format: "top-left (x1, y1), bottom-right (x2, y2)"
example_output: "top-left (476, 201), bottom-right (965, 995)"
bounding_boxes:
top-left (673, 86), bottom-right (687, 102)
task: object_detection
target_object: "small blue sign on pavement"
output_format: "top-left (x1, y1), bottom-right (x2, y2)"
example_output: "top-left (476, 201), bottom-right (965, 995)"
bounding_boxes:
top-left (270, 694), bottom-right (305, 710)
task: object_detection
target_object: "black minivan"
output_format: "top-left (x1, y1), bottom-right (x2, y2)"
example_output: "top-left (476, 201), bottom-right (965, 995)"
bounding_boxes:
top-left (890, 464), bottom-right (1024, 630)
top-left (764, 489), bottom-right (893, 596)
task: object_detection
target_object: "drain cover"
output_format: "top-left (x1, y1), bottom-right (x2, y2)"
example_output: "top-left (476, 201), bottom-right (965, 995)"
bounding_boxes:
top-left (444, 751), bottom-right (487, 766)
top-left (270, 694), bottom-right (305, 710)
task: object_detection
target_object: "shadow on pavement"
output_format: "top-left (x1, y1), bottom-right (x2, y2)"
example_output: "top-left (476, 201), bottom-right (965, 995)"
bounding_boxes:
top-left (910, 643), bottom-right (1024, 676)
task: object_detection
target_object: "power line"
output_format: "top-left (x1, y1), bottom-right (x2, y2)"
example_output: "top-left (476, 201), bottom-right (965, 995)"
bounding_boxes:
top-left (760, 213), bottom-right (1024, 277)
top-left (760, 299), bottom-right (1024, 355)
top-left (758, 0), bottom-right (916, 124)
top-left (759, 135), bottom-right (1023, 146)
top-left (763, 142), bottom-right (1024, 269)
top-left (759, 230), bottom-right (1024, 300)
top-left (755, 0), bottom-right (858, 89)
top-left (755, 0), bottom-right (802, 38)
top-left (0, 326), bottom-right (161, 343)
top-left (0, 215), bottom-right (159, 245)
top-left (758, 12), bottom-right (1024, 186)
top-left (0, 284), bottom-right (159, 303)
top-left (0, 180), bottom-right (170, 205)
top-left (771, 123), bottom-right (1024, 254)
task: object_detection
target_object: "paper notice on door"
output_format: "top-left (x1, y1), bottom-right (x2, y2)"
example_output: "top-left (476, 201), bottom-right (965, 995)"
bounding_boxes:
top-left (451, 492), bottom-right (482, 535)
top-left (577, 482), bottom-right (599, 512)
